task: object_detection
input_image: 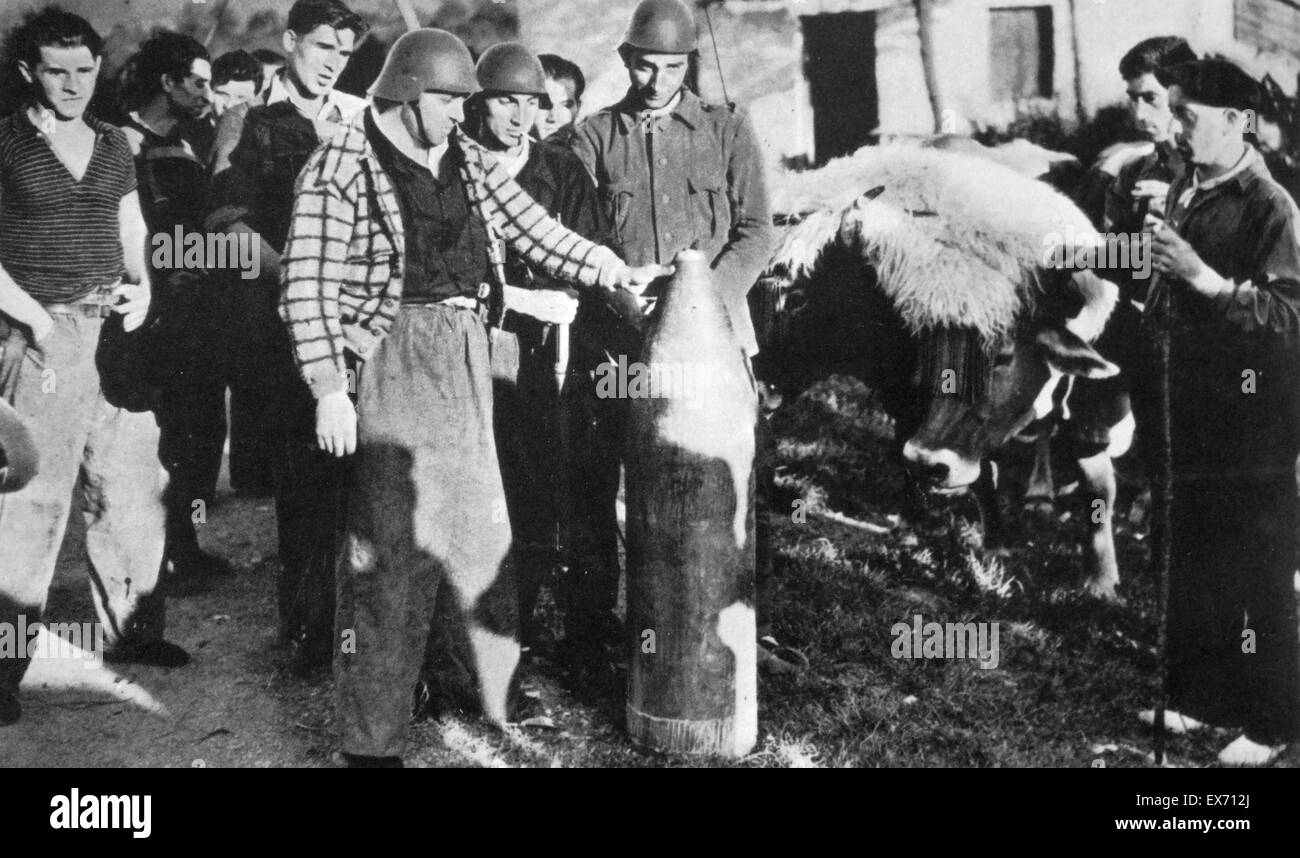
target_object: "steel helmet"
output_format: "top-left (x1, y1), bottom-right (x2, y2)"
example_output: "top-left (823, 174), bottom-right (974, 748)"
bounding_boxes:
top-left (369, 28), bottom-right (478, 102)
top-left (0, 398), bottom-right (38, 494)
top-left (476, 42), bottom-right (547, 97)
top-left (621, 0), bottom-right (697, 54)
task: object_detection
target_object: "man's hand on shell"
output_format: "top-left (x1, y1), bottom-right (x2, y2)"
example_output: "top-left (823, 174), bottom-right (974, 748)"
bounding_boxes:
top-left (605, 263), bottom-right (674, 295)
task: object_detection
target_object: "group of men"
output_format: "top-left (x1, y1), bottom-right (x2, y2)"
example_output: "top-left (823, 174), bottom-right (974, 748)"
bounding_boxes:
top-left (0, 0), bottom-right (1297, 770)
top-left (1067, 36), bottom-right (1300, 767)
top-left (0, 0), bottom-right (788, 767)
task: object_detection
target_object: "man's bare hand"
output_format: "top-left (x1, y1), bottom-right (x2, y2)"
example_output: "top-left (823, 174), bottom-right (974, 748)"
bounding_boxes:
top-left (316, 390), bottom-right (357, 457)
top-left (506, 286), bottom-right (579, 325)
top-left (1148, 215), bottom-right (1209, 285)
top-left (609, 263), bottom-right (675, 295)
top-left (30, 311), bottom-right (54, 344)
top-left (112, 281), bottom-right (151, 332)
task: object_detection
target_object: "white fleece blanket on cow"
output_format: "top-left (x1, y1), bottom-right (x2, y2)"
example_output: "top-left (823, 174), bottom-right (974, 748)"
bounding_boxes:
top-left (766, 144), bottom-right (1112, 343)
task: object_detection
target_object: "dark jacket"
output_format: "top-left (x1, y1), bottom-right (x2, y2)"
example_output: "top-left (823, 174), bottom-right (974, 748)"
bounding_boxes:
top-left (507, 138), bottom-right (633, 369)
top-left (205, 75), bottom-right (366, 252)
top-left (206, 101), bottom-right (323, 253)
top-left (120, 116), bottom-right (220, 383)
top-left (1142, 146), bottom-right (1300, 480)
top-left (570, 89), bottom-right (774, 355)
top-left (1104, 140), bottom-right (1183, 234)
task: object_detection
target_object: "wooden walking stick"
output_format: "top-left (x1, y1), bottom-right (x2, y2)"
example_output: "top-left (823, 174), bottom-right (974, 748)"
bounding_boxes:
top-left (1153, 272), bottom-right (1172, 766)
top-left (1145, 218), bottom-right (1175, 767)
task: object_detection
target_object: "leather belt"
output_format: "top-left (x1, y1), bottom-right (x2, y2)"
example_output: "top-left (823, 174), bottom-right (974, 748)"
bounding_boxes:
top-left (404, 283), bottom-right (490, 314)
top-left (436, 295), bottom-right (482, 312)
top-left (42, 281), bottom-right (120, 319)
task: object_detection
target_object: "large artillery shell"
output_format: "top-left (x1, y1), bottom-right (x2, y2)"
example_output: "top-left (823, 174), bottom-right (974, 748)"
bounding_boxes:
top-left (625, 249), bottom-right (759, 758)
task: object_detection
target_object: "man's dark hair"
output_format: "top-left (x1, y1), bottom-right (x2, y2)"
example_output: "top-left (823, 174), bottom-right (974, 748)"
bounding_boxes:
top-left (1157, 58), bottom-right (1260, 113)
top-left (251, 48), bottom-right (285, 67)
top-left (1118, 36), bottom-right (1197, 80)
top-left (616, 44), bottom-right (699, 95)
top-left (539, 53), bottom-right (585, 102)
top-left (12, 6), bottom-right (103, 69)
top-left (287, 0), bottom-right (368, 40)
top-left (213, 49), bottom-right (262, 93)
top-left (132, 31), bottom-right (208, 100)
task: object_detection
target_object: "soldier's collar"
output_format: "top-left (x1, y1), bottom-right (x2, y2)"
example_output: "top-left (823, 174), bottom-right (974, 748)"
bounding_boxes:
top-left (615, 89), bottom-right (701, 134)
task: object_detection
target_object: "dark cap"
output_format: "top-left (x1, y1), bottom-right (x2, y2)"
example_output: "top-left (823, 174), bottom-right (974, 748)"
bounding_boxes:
top-left (1156, 58), bottom-right (1260, 112)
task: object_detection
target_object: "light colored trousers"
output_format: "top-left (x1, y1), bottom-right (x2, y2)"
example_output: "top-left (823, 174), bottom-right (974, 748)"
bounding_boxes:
top-left (0, 311), bottom-right (167, 696)
top-left (335, 304), bottom-right (520, 758)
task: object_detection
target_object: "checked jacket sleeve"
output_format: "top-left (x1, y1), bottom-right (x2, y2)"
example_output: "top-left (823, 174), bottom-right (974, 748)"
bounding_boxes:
top-left (278, 147), bottom-right (358, 400)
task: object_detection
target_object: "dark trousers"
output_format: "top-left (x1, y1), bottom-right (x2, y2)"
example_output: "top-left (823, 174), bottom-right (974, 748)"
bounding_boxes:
top-left (490, 320), bottom-right (565, 643)
top-left (151, 271), bottom-right (233, 556)
top-left (273, 358), bottom-right (347, 659)
top-left (1166, 475), bottom-right (1300, 744)
top-left (227, 278), bottom-right (279, 494)
top-left (157, 380), bottom-right (227, 556)
top-left (558, 365), bottom-right (627, 643)
top-left (228, 275), bottom-right (342, 654)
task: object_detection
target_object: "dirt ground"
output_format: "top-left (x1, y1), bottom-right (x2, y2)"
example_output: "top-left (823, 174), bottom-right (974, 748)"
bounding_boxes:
top-left (0, 450), bottom-right (684, 769)
top-left (2, 377), bottom-right (1298, 768)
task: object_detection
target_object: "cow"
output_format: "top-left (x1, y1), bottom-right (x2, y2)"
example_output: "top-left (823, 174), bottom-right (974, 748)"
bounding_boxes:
top-left (752, 142), bottom-right (1128, 598)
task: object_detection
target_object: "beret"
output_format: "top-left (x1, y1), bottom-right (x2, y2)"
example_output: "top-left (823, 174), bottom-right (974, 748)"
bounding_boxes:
top-left (1156, 58), bottom-right (1260, 112)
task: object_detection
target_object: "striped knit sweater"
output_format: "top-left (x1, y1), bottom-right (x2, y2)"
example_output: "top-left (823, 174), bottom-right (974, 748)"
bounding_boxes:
top-left (280, 110), bottom-right (622, 399)
top-left (0, 110), bottom-right (136, 303)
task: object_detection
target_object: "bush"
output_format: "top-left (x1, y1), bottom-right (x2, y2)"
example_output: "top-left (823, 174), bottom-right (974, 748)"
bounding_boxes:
top-left (972, 97), bottom-right (1071, 152)
top-left (972, 98), bottom-right (1142, 169)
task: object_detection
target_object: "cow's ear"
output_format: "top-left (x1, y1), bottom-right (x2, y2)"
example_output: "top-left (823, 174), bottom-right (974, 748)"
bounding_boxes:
top-left (1034, 325), bottom-right (1120, 379)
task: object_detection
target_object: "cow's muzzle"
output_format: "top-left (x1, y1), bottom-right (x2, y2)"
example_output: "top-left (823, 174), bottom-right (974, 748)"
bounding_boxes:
top-left (901, 441), bottom-right (982, 489)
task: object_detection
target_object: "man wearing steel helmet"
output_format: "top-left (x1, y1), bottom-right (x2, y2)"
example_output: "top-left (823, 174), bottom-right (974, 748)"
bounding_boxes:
top-left (565, 0), bottom-right (790, 678)
top-left (459, 43), bottom-right (611, 662)
top-left (280, 28), bottom-right (666, 766)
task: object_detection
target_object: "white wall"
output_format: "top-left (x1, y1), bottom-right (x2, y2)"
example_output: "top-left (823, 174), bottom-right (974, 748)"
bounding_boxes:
top-left (519, 0), bottom-right (1300, 168)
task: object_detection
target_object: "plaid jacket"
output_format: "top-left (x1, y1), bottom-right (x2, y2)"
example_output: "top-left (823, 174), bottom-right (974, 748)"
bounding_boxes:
top-left (280, 110), bottom-right (623, 399)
